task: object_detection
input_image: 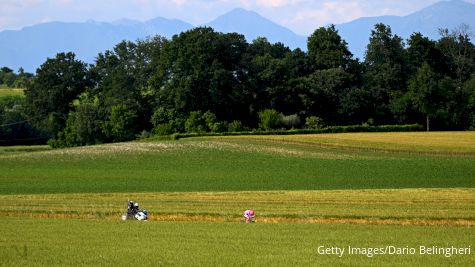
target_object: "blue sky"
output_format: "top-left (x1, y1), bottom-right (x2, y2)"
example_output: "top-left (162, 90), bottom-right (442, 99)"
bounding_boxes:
top-left (1, 0), bottom-right (474, 35)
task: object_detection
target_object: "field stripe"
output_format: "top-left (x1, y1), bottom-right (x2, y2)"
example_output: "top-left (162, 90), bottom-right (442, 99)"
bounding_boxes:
top-left (212, 132), bottom-right (475, 155)
top-left (2, 188), bottom-right (473, 226)
top-left (1, 211), bottom-right (474, 226)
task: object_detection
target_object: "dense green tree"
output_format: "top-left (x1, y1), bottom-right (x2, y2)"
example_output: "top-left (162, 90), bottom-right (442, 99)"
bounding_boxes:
top-left (25, 52), bottom-right (91, 137)
top-left (0, 68), bottom-right (15, 87)
top-left (364, 23), bottom-right (409, 124)
top-left (91, 37), bottom-right (166, 136)
top-left (244, 38), bottom-right (310, 121)
top-left (299, 68), bottom-right (352, 124)
top-left (467, 75), bottom-right (475, 129)
top-left (438, 25), bottom-right (475, 85)
top-left (0, 95), bottom-right (44, 145)
top-left (184, 111), bottom-right (207, 133)
top-left (407, 63), bottom-right (447, 131)
top-left (446, 73), bottom-right (474, 129)
top-left (338, 86), bottom-right (372, 125)
top-left (93, 41), bottom-right (142, 109)
top-left (0, 67), bottom-right (33, 88)
top-left (407, 33), bottom-right (446, 74)
top-left (152, 28), bottom-right (249, 124)
top-left (50, 102), bottom-right (105, 147)
top-left (102, 104), bottom-right (137, 142)
top-left (307, 25), bottom-right (353, 70)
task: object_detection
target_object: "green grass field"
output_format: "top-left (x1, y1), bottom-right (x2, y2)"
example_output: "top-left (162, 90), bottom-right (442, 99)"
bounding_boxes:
top-left (0, 133), bottom-right (474, 194)
top-left (1, 218), bottom-right (473, 266)
top-left (0, 132), bottom-right (474, 266)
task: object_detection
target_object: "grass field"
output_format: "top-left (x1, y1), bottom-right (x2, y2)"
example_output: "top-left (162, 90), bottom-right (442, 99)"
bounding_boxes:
top-left (1, 218), bottom-right (473, 266)
top-left (1, 189), bottom-right (474, 225)
top-left (0, 132), bottom-right (474, 266)
top-left (0, 133), bottom-right (474, 194)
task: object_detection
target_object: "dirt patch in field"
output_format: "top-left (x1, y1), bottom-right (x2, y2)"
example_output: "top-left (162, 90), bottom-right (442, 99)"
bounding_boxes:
top-left (1, 211), bottom-right (473, 227)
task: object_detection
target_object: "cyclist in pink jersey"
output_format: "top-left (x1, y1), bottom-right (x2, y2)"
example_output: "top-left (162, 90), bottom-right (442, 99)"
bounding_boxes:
top-left (243, 209), bottom-right (255, 223)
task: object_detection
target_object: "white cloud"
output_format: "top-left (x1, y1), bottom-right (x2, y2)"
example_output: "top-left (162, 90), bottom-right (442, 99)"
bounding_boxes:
top-left (172, 0), bottom-right (187, 6)
top-left (256, 0), bottom-right (301, 7)
top-left (282, 1), bottom-right (366, 34)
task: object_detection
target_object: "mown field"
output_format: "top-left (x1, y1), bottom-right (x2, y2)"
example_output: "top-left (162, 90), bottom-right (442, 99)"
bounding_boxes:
top-left (1, 189), bottom-right (474, 225)
top-left (0, 132), bottom-right (474, 266)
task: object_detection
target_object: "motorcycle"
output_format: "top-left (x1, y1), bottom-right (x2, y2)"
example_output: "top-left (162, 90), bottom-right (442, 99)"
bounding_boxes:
top-left (122, 200), bottom-right (148, 221)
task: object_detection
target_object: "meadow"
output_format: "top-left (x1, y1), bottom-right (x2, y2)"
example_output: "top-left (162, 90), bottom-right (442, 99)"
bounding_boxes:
top-left (0, 133), bottom-right (474, 194)
top-left (1, 218), bottom-right (473, 266)
top-left (0, 132), bottom-right (474, 266)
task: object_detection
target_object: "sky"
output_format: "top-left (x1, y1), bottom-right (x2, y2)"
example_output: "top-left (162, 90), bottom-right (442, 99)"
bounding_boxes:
top-left (1, 0), bottom-right (475, 35)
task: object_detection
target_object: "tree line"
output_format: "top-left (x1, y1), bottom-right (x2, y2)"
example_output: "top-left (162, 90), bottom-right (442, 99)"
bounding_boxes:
top-left (1, 23), bottom-right (474, 147)
top-left (0, 67), bottom-right (34, 89)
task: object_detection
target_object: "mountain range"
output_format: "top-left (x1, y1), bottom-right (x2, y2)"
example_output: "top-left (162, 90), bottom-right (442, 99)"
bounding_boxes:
top-left (336, 0), bottom-right (475, 59)
top-left (1, 0), bottom-right (474, 72)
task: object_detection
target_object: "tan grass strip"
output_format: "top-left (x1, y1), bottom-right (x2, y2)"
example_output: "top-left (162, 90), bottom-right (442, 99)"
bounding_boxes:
top-left (1, 211), bottom-right (474, 227)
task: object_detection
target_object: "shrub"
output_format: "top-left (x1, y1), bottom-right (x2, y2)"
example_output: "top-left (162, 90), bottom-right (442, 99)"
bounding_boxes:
top-left (51, 103), bottom-right (105, 147)
top-left (102, 104), bottom-right (137, 142)
top-left (305, 116), bottom-right (325, 129)
top-left (209, 122), bottom-right (227, 133)
top-left (258, 109), bottom-right (282, 130)
top-left (151, 107), bottom-right (172, 127)
top-left (204, 111), bottom-right (217, 131)
top-left (137, 130), bottom-right (152, 139)
top-left (185, 111), bottom-right (207, 133)
top-left (154, 123), bottom-right (174, 136)
top-left (281, 114), bottom-right (301, 129)
top-left (228, 120), bottom-right (244, 132)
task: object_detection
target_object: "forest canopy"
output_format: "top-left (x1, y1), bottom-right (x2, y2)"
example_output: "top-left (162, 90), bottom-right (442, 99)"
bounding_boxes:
top-left (1, 24), bottom-right (474, 147)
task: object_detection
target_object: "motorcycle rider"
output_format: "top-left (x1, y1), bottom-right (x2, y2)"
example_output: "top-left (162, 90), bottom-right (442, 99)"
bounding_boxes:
top-left (127, 201), bottom-right (140, 216)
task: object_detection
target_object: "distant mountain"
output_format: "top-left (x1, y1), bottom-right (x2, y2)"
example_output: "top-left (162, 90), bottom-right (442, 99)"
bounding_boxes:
top-left (1, 0), bottom-right (474, 72)
top-left (0, 8), bottom-right (307, 73)
top-left (0, 18), bottom-right (193, 72)
top-left (336, 0), bottom-right (475, 59)
top-left (206, 8), bottom-right (306, 49)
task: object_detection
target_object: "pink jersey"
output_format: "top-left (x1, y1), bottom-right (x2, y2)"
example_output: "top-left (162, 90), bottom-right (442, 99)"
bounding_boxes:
top-left (243, 210), bottom-right (255, 218)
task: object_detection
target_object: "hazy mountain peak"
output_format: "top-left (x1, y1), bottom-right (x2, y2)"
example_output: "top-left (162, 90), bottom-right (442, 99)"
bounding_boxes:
top-left (0, 0), bottom-right (474, 72)
top-left (111, 18), bottom-right (142, 26)
top-left (335, 0), bottom-right (475, 59)
top-left (207, 8), bottom-right (306, 48)
top-left (227, 8), bottom-right (259, 15)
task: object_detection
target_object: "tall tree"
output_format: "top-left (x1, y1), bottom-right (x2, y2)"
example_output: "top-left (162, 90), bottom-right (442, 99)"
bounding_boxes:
top-left (408, 63), bottom-right (446, 131)
top-left (152, 27), bottom-right (249, 126)
top-left (25, 52), bottom-right (90, 137)
top-left (407, 33), bottom-right (446, 75)
top-left (364, 23), bottom-right (408, 124)
top-left (437, 24), bottom-right (475, 85)
top-left (307, 25), bottom-right (353, 70)
top-left (467, 74), bottom-right (475, 129)
top-left (91, 37), bottom-right (166, 134)
top-left (299, 68), bottom-right (352, 124)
